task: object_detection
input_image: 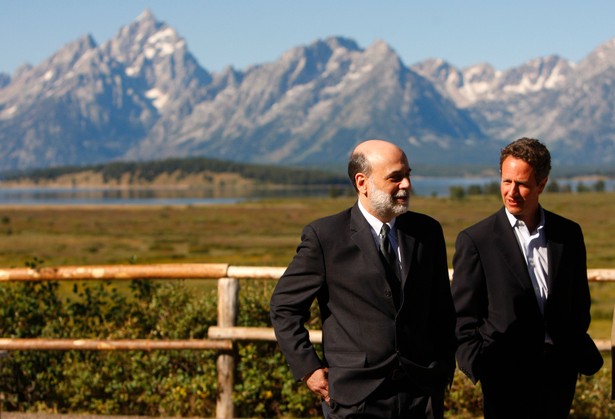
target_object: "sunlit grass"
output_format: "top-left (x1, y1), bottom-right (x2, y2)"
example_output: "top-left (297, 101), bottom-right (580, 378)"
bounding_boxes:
top-left (0, 192), bottom-right (613, 339)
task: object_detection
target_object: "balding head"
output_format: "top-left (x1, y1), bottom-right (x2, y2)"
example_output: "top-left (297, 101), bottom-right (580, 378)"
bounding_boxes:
top-left (348, 140), bottom-right (407, 192)
top-left (347, 139), bottom-right (411, 221)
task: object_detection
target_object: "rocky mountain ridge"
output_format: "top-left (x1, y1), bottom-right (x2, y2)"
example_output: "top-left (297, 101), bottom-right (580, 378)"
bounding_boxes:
top-left (1, 10), bottom-right (614, 171)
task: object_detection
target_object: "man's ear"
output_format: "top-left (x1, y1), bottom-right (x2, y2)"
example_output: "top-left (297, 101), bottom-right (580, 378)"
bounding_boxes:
top-left (356, 173), bottom-right (368, 195)
top-left (538, 176), bottom-right (548, 193)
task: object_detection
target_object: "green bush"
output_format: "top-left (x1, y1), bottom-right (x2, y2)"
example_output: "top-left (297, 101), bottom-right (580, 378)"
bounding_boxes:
top-left (570, 364), bottom-right (614, 419)
top-left (234, 281), bottom-right (321, 417)
top-left (0, 279), bottom-right (612, 417)
top-left (0, 280), bottom-right (219, 416)
top-left (443, 366), bottom-right (615, 419)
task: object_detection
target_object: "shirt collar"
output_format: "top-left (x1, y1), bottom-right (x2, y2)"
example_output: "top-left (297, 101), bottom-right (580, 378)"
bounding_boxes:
top-left (358, 200), bottom-right (397, 234)
top-left (505, 206), bottom-right (545, 231)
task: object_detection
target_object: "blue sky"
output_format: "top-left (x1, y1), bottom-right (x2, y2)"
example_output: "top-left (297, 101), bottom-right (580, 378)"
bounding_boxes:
top-left (2, 0), bottom-right (615, 75)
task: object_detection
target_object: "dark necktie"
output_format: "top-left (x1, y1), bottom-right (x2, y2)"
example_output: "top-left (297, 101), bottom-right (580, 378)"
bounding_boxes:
top-left (379, 224), bottom-right (401, 281)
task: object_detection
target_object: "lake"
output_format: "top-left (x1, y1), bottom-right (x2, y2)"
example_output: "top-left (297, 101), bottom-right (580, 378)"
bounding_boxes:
top-left (0, 177), bottom-right (612, 206)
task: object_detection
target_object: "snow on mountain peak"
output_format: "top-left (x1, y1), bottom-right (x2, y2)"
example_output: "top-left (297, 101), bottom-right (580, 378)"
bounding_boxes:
top-left (2, 11), bottom-right (615, 170)
top-left (145, 28), bottom-right (184, 59)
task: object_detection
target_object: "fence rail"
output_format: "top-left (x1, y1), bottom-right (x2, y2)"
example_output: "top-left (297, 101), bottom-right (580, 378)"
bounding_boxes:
top-left (0, 338), bottom-right (232, 351)
top-left (0, 264), bottom-right (614, 416)
top-left (2, 265), bottom-right (614, 282)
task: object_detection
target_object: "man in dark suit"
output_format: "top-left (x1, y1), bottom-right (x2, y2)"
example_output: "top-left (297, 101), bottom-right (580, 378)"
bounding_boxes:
top-left (270, 139), bottom-right (456, 418)
top-left (451, 138), bottom-right (603, 418)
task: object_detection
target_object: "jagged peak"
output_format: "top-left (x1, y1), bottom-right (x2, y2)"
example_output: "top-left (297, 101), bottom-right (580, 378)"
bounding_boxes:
top-left (117, 9), bottom-right (165, 41)
top-left (412, 58), bottom-right (463, 86)
top-left (321, 36), bottom-right (361, 51)
top-left (421, 57), bottom-right (449, 67)
top-left (125, 9), bottom-right (165, 41)
top-left (518, 54), bottom-right (570, 70)
top-left (593, 37), bottom-right (615, 53)
top-left (212, 65), bottom-right (243, 87)
top-left (0, 73), bottom-right (10, 89)
top-left (13, 63), bottom-right (33, 78)
top-left (583, 36), bottom-right (615, 65)
top-left (43, 33), bottom-right (98, 68)
top-left (73, 34), bottom-right (98, 50)
top-left (364, 39), bottom-right (401, 65)
top-left (369, 39), bottom-right (392, 50)
top-left (105, 10), bottom-right (180, 66)
top-left (413, 58), bottom-right (458, 72)
top-left (462, 62), bottom-right (496, 72)
top-left (137, 8), bottom-right (156, 23)
top-left (364, 39), bottom-right (399, 58)
top-left (572, 37), bottom-right (615, 80)
top-left (283, 36), bottom-right (360, 59)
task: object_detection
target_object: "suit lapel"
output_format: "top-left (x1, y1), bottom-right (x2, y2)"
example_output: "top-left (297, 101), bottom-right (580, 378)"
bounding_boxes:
top-left (349, 204), bottom-right (385, 273)
top-left (349, 203), bottom-right (403, 313)
top-left (493, 208), bottom-right (536, 292)
top-left (544, 211), bottom-right (563, 294)
top-left (396, 221), bottom-right (414, 289)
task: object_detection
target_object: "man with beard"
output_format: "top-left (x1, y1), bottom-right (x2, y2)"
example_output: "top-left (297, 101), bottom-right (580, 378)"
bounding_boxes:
top-left (270, 139), bottom-right (456, 418)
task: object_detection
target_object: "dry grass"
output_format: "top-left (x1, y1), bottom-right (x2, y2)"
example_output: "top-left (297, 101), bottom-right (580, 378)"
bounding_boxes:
top-left (0, 192), bottom-right (613, 338)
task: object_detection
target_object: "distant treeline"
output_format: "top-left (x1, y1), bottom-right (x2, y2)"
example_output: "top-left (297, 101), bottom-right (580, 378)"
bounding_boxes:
top-left (0, 157), bottom-right (350, 186)
top-left (449, 179), bottom-right (611, 200)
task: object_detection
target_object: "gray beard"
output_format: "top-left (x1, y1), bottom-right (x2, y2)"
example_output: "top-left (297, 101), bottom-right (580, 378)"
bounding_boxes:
top-left (369, 181), bottom-right (409, 220)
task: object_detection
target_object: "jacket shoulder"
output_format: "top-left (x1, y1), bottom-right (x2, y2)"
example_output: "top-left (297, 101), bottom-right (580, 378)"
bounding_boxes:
top-left (544, 209), bottom-right (580, 228)
top-left (302, 207), bottom-right (355, 241)
top-left (398, 210), bottom-right (442, 227)
top-left (459, 210), bottom-right (500, 236)
top-left (309, 207), bottom-right (353, 229)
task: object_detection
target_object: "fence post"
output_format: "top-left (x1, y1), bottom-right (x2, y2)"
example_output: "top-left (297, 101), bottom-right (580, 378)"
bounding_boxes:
top-left (0, 350), bottom-right (7, 419)
top-left (217, 277), bottom-right (239, 419)
top-left (611, 305), bottom-right (614, 401)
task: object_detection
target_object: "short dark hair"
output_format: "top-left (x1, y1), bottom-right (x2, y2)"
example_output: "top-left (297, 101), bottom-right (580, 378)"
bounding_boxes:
top-left (348, 150), bottom-right (371, 192)
top-left (500, 137), bottom-right (551, 183)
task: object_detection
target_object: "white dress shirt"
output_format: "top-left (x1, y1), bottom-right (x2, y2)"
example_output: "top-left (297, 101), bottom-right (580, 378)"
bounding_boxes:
top-left (358, 200), bottom-right (402, 271)
top-left (505, 207), bottom-right (552, 343)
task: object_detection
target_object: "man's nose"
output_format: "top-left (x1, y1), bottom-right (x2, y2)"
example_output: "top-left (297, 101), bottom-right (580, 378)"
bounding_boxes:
top-left (400, 177), bottom-right (411, 189)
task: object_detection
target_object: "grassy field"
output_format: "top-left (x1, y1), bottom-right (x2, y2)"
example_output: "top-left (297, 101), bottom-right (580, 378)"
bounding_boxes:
top-left (0, 192), bottom-right (613, 338)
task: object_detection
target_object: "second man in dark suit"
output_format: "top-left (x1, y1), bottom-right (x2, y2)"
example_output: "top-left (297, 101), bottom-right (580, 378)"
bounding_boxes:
top-left (451, 137), bottom-right (603, 418)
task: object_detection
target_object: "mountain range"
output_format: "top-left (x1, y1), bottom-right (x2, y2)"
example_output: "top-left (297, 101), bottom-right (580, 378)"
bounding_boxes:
top-left (1, 9), bottom-right (614, 172)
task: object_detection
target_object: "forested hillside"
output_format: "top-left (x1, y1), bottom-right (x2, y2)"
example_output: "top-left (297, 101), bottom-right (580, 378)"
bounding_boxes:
top-left (0, 157), bottom-right (348, 188)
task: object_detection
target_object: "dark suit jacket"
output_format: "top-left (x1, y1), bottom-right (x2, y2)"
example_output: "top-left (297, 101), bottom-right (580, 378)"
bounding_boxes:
top-left (270, 203), bottom-right (457, 406)
top-left (451, 207), bottom-right (602, 384)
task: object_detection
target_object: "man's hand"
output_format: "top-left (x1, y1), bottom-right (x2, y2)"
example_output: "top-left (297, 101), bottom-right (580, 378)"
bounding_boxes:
top-left (304, 367), bottom-right (330, 405)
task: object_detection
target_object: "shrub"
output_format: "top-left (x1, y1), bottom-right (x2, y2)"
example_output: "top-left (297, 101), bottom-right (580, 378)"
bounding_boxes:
top-left (0, 280), bottom-right (219, 416)
top-left (0, 279), bottom-right (612, 417)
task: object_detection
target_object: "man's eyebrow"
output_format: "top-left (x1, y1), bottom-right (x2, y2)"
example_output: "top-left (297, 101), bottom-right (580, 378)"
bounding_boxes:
top-left (386, 168), bottom-right (412, 178)
top-left (502, 177), bottom-right (530, 185)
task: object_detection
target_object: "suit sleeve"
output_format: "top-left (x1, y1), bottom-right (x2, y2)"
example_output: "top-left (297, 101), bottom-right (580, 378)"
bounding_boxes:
top-left (269, 224), bottom-right (326, 381)
top-left (570, 222), bottom-right (591, 334)
top-left (451, 230), bottom-right (487, 383)
top-left (431, 221), bottom-right (458, 366)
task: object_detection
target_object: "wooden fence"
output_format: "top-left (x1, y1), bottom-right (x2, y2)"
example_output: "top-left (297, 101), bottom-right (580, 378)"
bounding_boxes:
top-left (0, 264), bottom-right (614, 417)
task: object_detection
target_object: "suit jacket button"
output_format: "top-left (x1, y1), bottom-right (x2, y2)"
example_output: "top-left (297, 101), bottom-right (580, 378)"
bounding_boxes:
top-left (385, 289), bottom-right (392, 298)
